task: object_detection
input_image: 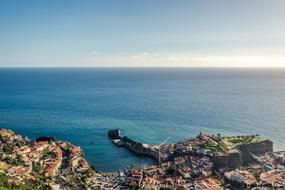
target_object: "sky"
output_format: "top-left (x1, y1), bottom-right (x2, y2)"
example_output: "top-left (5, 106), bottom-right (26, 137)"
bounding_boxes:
top-left (0, 0), bottom-right (285, 67)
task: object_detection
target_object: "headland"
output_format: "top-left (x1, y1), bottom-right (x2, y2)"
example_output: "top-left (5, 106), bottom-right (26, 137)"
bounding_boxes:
top-left (108, 129), bottom-right (284, 190)
top-left (0, 128), bottom-right (284, 190)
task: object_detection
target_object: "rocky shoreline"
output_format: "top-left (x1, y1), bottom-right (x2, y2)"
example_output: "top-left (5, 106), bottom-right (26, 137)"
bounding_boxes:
top-left (108, 130), bottom-right (285, 190)
top-left (0, 128), bottom-right (284, 190)
top-left (0, 128), bottom-right (119, 190)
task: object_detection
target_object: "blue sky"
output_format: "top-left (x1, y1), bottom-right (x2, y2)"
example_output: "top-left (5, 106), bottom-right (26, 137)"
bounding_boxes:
top-left (0, 0), bottom-right (285, 67)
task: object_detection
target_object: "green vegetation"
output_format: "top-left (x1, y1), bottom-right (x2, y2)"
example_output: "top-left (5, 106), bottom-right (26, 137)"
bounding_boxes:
top-left (202, 140), bottom-right (226, 153)
top-left (66, 176), bottom-right (77, 189)
top-left (165, 165), bottom-right (180, 176)
top-left (134, 184), bottom-right (140, 190)
top-left (217, 133), bottom-right (221, 140)
top-left (86, 167), bottom-right (94, 177)
top-left (34, 162), bottom-right (44, 174)
top-left (75, 175), bottom-right (87, 187)
top-left (0, 173), bottom-right (10, 189)
top-left (13, 141), bottom-right (24, 148)
top-left (2, 146), bottom-right (13, 155)
top-left (41, 149), bottom-right (56, 160)
top-left (31, 174), bottom-right (51, 190)
top-left (0, 172), bottom-right (46, 190)
top-left (1, 153), bottom-right (24, 167)
top-left (64, 143), bottom-right (73, 150)
top-left (13, 154), bottom-right (24, 166)
top-left (191, 144), bottom-right (197, 150)
top-left (166, 165), bottom-right (176, 175)
top-left (253, 173), bottom-right (260, 182)
top-left (227, 135), bottom-right (260, 145)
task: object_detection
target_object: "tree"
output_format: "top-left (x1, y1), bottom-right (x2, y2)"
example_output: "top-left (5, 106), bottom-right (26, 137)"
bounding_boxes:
top-left (14, 141), bottom-right (23, 148)
top-left (166, 165), bottom-right (176, 176)
top-left (217, 133), bottom-right (221, 140)
top-left (34, 162), bottom-right (44, 174)
top-left (0, 173), bottom-right (10, 188)
top-left (3, 146), bottom-right (13, 155)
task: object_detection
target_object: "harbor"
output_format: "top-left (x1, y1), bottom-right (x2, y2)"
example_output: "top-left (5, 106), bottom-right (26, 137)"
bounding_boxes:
top-left (106, 129), bottom-right (285, 189)
top-left (108, 129), bottom-right (160, 162)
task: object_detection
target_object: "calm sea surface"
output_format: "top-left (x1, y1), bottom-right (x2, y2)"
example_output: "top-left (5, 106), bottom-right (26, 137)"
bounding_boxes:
top-left (0, 68), bottom-right (284, 171)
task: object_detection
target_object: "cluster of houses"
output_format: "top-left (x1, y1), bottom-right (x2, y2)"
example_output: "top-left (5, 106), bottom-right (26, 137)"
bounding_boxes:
top-left (35, 140), bottom-right (63, 177)
top-left (119, 154), bottom-right (221, 189)
top-left (0, 128), bottom-right (285, 190)
top-left (0, 128), bottom-right (98, 190)
top-left (116, 162), bottom-right (222, 190)
top-left (0, 128), bottom-right (35, 183)
top-left (109, 132), bottom-right (285, 190)
top-left (221, 151), bottom-right (285, 189)
top-left (0, 128), bottom-right (66, 182)
top-left (48, 142), bottom-right (97, 189)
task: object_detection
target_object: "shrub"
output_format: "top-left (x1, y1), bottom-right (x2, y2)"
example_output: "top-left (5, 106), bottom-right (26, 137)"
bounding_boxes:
top-left (3, 146), bottom-right (13, 155)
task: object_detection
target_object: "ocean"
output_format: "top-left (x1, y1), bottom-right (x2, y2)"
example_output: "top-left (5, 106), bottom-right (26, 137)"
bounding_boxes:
top-left (0, 68), bottom-right (284, 171)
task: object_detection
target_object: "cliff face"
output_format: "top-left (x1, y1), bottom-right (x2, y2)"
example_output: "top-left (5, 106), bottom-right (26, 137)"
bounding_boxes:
top-left (228, 150), bottom-right (243, 168)
top-left (239, 140), bottom-right (273, 165)
top-left (213, 140), bottom-right (273, 169)
top-left (212, 150), bottom-right (243, 169)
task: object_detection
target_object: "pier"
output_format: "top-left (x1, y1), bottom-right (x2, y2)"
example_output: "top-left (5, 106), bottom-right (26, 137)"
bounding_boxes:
top-left (108, 130), bottom-right (160, 162)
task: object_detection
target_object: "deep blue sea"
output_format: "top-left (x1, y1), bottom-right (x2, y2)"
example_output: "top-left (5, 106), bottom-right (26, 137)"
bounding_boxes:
top-left (0, 68), bottom-right (284, 171)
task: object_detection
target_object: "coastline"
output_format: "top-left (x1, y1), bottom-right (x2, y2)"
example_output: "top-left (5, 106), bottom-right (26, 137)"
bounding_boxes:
top-left (1, 68), bottom-right (285, 171)
top-left (0, 128), bottom-right (284, 189)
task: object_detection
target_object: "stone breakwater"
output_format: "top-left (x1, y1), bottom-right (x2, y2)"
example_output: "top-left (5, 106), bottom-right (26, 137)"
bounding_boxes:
top-left (108, 130), bottom-right (274, 169)
top-left (107, 130), bottom-right (285, 189)
top-left (0, 127), bottom-right (283, 190)
top-left (108, 130), bottom-right (160, 162)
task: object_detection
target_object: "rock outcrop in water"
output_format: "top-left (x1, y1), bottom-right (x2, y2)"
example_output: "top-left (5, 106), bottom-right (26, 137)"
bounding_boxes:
top-left (107, 129), bottom-right (121, 139)
top-left (109, 131), bottom-right (284, 189)
top-left (36, 136), bottom-right (56, 142)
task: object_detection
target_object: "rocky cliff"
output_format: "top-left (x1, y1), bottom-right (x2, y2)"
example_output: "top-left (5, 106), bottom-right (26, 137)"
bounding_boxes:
top-left (239, 139), bottom-right (273, 165)
top-left (213, 139), bottom-right (273, 169)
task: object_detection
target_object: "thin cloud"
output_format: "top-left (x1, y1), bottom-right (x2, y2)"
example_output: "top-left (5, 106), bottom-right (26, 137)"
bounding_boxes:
top-left (82, 53), bottom-right (285, 67)
top-left (90, 51), bottom-right (100, 55)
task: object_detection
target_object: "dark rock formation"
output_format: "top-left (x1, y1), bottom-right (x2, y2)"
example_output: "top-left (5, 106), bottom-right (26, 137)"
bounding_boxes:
top-left (213, 140), bottom-right (273, 169)
top-left (228, 150), bottom-right (243, 168)
top-left (212, 150), bottom-right (243, 169)
top-left (108, 129), bottom-right (121, 139)
top-left (239, 139), bottom-right (273, 165)
top-left (35, 136), bottom-right (55, 142)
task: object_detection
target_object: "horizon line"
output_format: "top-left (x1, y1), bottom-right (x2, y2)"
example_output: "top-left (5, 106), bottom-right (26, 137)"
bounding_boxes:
top-left (1, 66), bottom-right (285, 69)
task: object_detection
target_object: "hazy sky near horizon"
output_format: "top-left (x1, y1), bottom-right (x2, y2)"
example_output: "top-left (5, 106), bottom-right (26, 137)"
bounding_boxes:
top-left (0, 0), bottom-right (285, 67)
